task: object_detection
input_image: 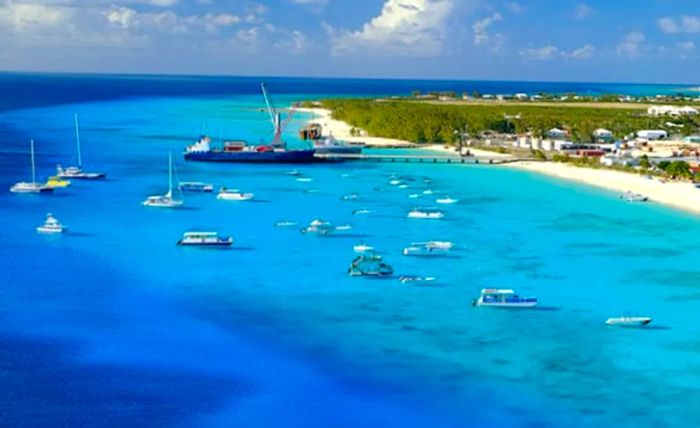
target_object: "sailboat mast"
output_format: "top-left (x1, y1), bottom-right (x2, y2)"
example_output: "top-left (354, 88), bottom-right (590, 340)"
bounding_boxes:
top-left (74, 113), bottom-right (82, 168)
top-left (30, 139), bottom-right (36, 185)
top-left (168, 152), bottom-right (173, 194)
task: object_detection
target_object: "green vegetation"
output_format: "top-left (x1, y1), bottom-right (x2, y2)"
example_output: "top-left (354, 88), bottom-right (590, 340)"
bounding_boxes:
top-left (320, 98), bottom-right (700, 144)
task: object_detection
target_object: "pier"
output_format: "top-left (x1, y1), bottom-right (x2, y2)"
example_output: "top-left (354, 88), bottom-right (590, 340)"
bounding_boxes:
top-left (314, 153), bottom-right (531, 164)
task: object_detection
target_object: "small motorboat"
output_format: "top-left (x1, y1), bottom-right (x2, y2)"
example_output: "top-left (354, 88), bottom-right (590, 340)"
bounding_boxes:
top-left (352, 209), bottom-right (372, 215)
top-left (353, 244), bottom-right (375, 253)
top-left (45, 177), bottom-right (71, 188)
top-left (296, 177), bottom-right (313, 182)
top-left (605, 317), bottom-right (652, 327)
top-left (402, 241), bottom-right (454, 256)
top-left (621, 191), bottom-right (648, 202)
top-left (177, 231), bottom-right (233, 247)
top-left (422, 189), bottom-right (435, 195)
top-left (473, 289), bottom-right (538, 308)
top-left (399, 276), bottom-right (436, 285)
top-left (303, 188), bottom-right (321, 194)
top-left (217, 188), bottom-right (254, 201)
top-left (408, 194), bottom-right (420, 199)
top-left (286, 169), bottom-right (302, 176)
top-left (301, 219), bottom-right (334, 235)
top-left (179, 181), bottom-right (214, 192)
top-left (275, 220), bottom-right (298, 228)
top-left (335, 224), bottom-right (352, 231)
top-left (436, 196), bottom-right (458, 204)
top-left (348, 253), bottom-right (394, 277)
top-left (407, 208), bottom-right (444, 219)
top-left (341, 193), bottom-right (360, 201)
top-left (389, 179), bottom-right (402, 186)
top-left (36, 213), bottom-right (67, 234)
top-left (398, 184), bottom-right (409, 189)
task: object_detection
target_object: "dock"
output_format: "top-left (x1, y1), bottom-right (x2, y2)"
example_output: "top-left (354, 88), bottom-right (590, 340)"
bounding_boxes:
top-left (314, 153), bottom-right (531, 164)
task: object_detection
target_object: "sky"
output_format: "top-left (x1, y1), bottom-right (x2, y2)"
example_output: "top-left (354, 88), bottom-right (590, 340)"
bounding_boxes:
top-left (0, 0), bottom-right (699, 83)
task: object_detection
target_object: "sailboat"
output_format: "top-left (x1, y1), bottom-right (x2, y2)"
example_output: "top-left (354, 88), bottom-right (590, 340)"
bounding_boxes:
top-left (10, 139), bottom-right (54, 194)
top-left (142, 152), bottom-right (184, 208)
top-left (56, 114), bottom-right (106, 179)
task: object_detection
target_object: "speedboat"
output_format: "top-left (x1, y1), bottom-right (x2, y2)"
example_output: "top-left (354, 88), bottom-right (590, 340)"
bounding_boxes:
top-left (353, 244), bottom-right (375, 253)
top-left (436, 196), bottom-right (458, 204)
top-left (402, 241), bottom-right (454, 256)
top-left (341, 193), bottom-right (360, 201)
top-left (605, 317), bottom-right (652, 327)
top-left (179, 181), bottom-right (214, 192)
top-left (45, 177), bottom-right (71, 188)
top-left (11, 139), bottom-right (54, 194)
top-left (143, 153), bottom-right (184, 208)
top-left (217, 188), bottom-right (254, 201)
top-left (348, 253), bottom-right (394, 277)
top-left (36, 213), bottom-right (67, 234)
top-left (55, 114), bottom-right (106, 180)
top-left (399, 276), bottom-right (436, 285)
top-left (301, 219), bottom-right (334, 235)
top-left (473, 289), bottom-right (538, 308)
top-left (275, 220), bottom-right (298, 228)
top-left (352, 209), bottom-right (372, 215)
top-left (621, 191), bottom-right (648, 202)
top-left (407, 208), bottom-right (444, 219)
top-left (177, 231), bottom-right (233, 247)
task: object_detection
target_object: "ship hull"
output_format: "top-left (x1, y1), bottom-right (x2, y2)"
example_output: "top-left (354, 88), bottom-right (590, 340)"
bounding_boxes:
top-left (313, 146), bottom-right (363, 155)
top-left (184, 150), bottom-right (316, 163)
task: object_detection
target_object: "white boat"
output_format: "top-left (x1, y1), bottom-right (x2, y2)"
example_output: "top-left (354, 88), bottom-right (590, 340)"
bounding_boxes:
top-left (11, 139), bottom-right (55, 194)
top-left (436, 196), bottom-right (458, 204)
top-left (286, 169), bottom-right (302, 176)
top-left (179, 181), bottom-right (214, 192)
top-left (352, 209), bottom-right (372, 215)
top-left (177, 231), bottom-right (233, 247)
top-left (402, 241), bottom-right (454, 256)
top-left (353, 244), bottom-right (375, 253)
top-left (389, 179), bottom-right (402, 186)
top-left (217, 188), bottom-right (254, 201)
top-left (605, 317), bottom-right (652, 327)
top-left (275, 220), bottom-right (298, 228)
top-left (56, 114), bottom-right (106, 180)
top-left (335, 224), bottom-right (352, 231)
top-left (407, 208), bottom-right (444, 219)
top-left (408, 194), bottom-right (420, 199)
top-left (621, 191), bottom-right (648, 202)
top-left (399, 276), bottom-right (436, 285)
top-left (143, 152), bottom-right (184, 208)
top-left (341, 193), bottom-right (359, 201)
top-left (301, 219), bottom-right (334, 235)
top-left (36, 213), bottom-right (67, 234)
top-left (473, 289), bottom-right (538, 308)
top-left (398, 184), bottom-right (409, 189)
top-left (296, 177), bottom-right (313, 182)
top-left (422, 189), bottom-right (435, 195)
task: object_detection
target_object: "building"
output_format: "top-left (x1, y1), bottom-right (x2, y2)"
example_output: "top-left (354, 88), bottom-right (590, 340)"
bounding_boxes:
top-left (593, 128), bottom-right (614, 143)
top-left (547, 128), bottom-right (568, 140)
top-left (600, 155), bottom-right (639, 167)
top-left (683, 136), bottom-right (700, 144)
top-left (637, 130), bottom-right (668, 140)
top-left (647, 105), bottom-right (699, 117)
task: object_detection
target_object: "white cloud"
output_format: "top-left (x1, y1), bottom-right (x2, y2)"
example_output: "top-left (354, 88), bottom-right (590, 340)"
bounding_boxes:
top-left (504, 2), bottom-right (523, 14)
top-left (568, 44), bottom-right (595, 59)
top-left (330, 0), bottom-right (455, 57)
top-left (519, 45), bottom-right (559, 61)
top-left (616, 31), bottom-right (645, 58)
top-left (573, 3), bottom-right (592, 20)
top-left (472, 12), bottom-right (503, 50)
top-left (657, 15), bottom-right (700, 34)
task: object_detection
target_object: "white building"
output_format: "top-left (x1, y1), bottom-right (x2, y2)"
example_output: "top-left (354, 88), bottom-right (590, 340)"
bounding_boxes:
top-left (647, 105), bottom-right (699, 117)
top-left (636, 130), bottom-right (668, 140)
top-left (547, 128), bottom-right (568, 140)
top-left (593, 128), bottom-right (614, 142)
top-left (684, 136), bottom-right (700, 144)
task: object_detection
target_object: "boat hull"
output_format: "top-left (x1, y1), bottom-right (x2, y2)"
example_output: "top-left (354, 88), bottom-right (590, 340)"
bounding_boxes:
top-left (177, 241), bottom-right (232, 247)
top-left (314, 146), bottom-right (363, 156)
top-left (184, 150), bottom-right (316, 164)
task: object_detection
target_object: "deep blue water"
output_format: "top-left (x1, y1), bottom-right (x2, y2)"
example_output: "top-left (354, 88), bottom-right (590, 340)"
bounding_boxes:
top-left (2, 74), bottom-right (700, 427)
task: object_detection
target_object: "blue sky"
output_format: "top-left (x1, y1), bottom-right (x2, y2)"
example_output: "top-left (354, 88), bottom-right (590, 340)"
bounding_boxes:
top-left (0, 0), bottom-right (699, 83)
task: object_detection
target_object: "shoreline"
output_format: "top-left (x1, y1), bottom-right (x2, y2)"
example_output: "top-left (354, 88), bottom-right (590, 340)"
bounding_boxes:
top-left (301, 106), bottom-right (700, 216)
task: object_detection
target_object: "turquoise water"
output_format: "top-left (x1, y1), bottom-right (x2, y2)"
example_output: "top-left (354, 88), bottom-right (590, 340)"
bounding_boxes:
top-left (2, 85), bottom-right (700, 427)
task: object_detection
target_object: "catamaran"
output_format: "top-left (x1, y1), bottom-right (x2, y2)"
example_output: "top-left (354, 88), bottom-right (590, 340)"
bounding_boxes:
top-left (142, 152), bottom-right (184, 208)
top-left (56, 114), bottom-right (106, 179)
top-left (10, 139), bottom-right (54, 194)
top-left (177, 232), bottom-right (233, 247)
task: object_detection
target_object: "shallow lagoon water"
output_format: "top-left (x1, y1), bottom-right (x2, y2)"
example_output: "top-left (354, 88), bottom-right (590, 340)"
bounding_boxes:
top-left (2, 78), bottom-right (700, 427)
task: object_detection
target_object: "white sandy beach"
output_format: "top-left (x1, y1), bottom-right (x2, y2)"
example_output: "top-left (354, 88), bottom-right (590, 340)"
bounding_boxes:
top-left (507, 162), bottom-right (700, 215)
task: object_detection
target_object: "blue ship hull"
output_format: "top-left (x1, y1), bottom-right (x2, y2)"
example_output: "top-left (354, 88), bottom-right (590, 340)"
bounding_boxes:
top-left (184, 149), bottom-right (316, 164)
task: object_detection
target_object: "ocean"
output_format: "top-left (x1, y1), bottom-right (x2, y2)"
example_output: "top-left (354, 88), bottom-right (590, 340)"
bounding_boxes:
top-left (1, 73), bottom-right (700, 428)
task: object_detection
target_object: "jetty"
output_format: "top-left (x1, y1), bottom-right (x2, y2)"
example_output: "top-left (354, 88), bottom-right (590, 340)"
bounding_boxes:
top-left (314, 153), bottom-right (530, 164)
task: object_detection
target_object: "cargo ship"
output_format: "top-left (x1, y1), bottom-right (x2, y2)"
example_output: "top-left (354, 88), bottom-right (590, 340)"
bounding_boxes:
top-left (184, 83), bottom-right (316, 164)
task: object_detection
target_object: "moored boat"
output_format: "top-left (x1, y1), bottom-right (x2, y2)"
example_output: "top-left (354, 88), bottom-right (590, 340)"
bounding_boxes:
top-left (301, 219), bottom-right (334, 235)
top-left (353, 244), bottom-right (375, 253)
top-left (10, 139), bottom-right (54, 194)
top-left (143, 152), bottom-right (184, 208)
top-left (275, 220), bottom-right (298, 228)
top-left (407, 208), bottom-right (444, 219)
top-left (473, 289), bottom-right (538, 308)
top-left (45, 177), bottom-right (71, 188)
top-left (36, 213), bottom-right (67, 234)
top-left (313, 136), bottom-right (363, 155)
top-left (179, 181), bottom-right (214, 192)
top-left (402, 241), bottom-right (454, 256)
top-left (436, 196), bottom-right (458, 204)
top-left (348, 253), bottom-right (394, 277)
top-left (177, 231), bottom-right (233, 247)
top-left (56, 114), bottom-right (106, 180)
top-left (605, 317), bottom-right (652, 327)
top-left (217, 187), bottom-right (254, 201)
top-left (399, 276), bottom-right (436, 285)
top-left (621, 191), bottom-right (648, 202)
